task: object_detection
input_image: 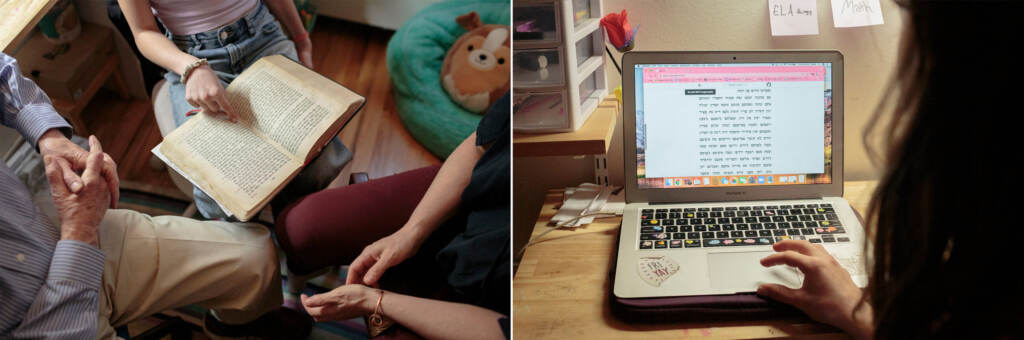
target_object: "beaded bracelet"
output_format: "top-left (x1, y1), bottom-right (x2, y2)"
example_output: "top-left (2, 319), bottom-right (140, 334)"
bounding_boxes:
top-left (181, 58), bottom-right (209, 85)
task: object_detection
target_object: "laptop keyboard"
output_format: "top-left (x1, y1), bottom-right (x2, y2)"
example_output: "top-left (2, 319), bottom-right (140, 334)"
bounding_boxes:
top-left (637, 203), bottom-right (850, 249)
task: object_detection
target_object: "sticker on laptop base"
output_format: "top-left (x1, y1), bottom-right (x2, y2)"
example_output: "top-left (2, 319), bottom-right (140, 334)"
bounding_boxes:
top-left (637, 256), bottom-right (680, 287)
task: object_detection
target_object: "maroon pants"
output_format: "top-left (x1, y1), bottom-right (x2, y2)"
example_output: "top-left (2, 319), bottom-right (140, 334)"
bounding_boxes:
top-left (275, 165), bottom-right (458, 339)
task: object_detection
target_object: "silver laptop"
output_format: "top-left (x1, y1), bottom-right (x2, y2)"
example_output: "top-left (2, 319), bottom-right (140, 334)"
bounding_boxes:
top-left (614, 51), bottom-right (868, 299)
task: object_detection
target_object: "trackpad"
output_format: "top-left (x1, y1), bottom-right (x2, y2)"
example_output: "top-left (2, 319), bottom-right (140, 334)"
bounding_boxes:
top-left (707, 251), bottom-right (803, 292)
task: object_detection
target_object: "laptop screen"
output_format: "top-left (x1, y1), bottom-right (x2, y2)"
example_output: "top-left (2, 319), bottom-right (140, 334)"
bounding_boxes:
top-left (634, 62), bottom-right (833, 189)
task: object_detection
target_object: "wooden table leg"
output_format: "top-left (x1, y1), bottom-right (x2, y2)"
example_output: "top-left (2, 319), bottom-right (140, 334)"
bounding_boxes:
top-left (51, 53), bottom-right (121, 135)
top-left (109, 53), bottom-right (131, 100)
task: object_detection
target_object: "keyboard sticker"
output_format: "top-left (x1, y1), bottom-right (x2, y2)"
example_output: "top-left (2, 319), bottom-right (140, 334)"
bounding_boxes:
top-left (637, 256), bottom-right (680, 287)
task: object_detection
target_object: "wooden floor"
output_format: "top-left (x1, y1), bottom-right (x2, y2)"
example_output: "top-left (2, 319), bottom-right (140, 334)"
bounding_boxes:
top-left (85, 17), bottom-right (440, 198)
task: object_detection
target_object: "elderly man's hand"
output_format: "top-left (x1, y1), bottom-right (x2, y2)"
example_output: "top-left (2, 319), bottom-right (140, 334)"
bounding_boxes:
top-left (44, 136), bottom-right (111, 247)
top-left (38, 129), bottom-right (119, 208)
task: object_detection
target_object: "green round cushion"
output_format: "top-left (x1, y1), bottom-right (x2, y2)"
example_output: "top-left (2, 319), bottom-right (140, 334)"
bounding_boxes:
top-left (387, 0), bottom-right (510, 159)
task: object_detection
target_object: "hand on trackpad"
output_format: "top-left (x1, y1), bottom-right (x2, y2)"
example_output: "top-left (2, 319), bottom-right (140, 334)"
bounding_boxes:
top-left (706, 251), bottom-right (803, 292)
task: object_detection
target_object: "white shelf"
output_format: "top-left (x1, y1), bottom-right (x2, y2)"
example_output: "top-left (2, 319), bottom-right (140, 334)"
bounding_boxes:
top-left (514, 0), bottom-right (606, 133)
top-left (576, 55), bottom-right (603, 84)
top-left (571, 18), bottom-right (601, 42)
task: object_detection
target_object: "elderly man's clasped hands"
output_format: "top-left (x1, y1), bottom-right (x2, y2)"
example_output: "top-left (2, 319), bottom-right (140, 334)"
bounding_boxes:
top-left (38, 130), bottom-right (119, 246)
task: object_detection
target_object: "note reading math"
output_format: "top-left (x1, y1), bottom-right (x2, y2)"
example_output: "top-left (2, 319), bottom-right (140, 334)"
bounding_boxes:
top-left (830, 0), bottom-right (884, 28)
top-left (769, 0), bottom-right (819, 36)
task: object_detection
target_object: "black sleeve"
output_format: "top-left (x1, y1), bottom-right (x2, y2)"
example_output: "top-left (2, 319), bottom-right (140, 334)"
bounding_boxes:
top-left (499, 315), bottom-right (510, 339)
top-left (475, 92), bottom-right (510, 147)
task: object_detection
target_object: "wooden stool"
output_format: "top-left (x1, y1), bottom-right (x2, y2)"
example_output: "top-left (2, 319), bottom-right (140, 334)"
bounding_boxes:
top-left (14, 23), bottom-right (130, 135)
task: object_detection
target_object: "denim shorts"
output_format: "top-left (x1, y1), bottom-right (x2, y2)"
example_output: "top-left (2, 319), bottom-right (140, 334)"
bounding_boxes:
top-left (162, 1), bottom-right (350, 220)
top-left (164, 1), bottom-right (297, 126)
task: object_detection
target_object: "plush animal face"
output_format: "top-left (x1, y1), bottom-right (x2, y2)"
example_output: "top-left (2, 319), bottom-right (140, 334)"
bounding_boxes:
top-left (441, 12), bottom-right (511, 114)
top-left (453, 30), bottom-right (510, 89)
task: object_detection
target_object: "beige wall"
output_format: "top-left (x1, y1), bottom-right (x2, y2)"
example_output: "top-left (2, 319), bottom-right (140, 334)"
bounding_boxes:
top-left (313, 0), bottom-right (443, 30)
top-left (600, 0), bottom-right (905, 180)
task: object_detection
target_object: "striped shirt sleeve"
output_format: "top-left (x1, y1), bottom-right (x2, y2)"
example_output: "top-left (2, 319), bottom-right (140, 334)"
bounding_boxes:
top-left (0, 53), bottom-right (71, 146)
top-left (10, 241), bottom-right (105, 339)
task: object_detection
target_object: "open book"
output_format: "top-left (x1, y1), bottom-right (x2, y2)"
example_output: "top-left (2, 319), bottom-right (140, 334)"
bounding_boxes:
top-left (153, 55), bottom-right (365, 221)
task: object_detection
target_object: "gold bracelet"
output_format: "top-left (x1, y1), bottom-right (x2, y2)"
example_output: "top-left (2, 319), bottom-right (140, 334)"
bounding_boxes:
top-left (181, 58), bottom-right (208, 85)
top-left (366, 289), bottom-right (394, 337)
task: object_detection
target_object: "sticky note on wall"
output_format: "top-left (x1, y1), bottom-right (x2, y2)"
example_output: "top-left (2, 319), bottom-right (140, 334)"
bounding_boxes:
top-left (831, 0), bottom-right (884, 27)
top-left (769, 0), bottom-right (819, 36)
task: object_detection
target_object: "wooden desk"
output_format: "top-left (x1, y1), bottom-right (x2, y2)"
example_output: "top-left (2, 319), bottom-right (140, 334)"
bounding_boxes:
top-left (513, 96), bottom-right (619, 157)
top-left (513, 181), bottom-right (878, 339)
top-left (1, 0), bottom-right (57, 53)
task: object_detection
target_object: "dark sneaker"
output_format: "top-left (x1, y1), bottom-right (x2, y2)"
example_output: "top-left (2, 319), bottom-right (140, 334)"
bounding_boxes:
top-left (203, 307), bottom-right (314, 340)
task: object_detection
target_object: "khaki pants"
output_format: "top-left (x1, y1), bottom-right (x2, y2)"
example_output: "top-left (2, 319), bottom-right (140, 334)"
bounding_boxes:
top-left (94, 209), bottom-right (282, 340)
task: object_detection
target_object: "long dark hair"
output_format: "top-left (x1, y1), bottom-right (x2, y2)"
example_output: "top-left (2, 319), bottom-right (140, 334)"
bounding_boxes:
top-left (863, 1), bottom-right (1024, 338)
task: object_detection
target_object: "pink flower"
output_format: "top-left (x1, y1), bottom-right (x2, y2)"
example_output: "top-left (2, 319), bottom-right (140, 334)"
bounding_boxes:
top-left (600, 10), bottom-right (636, 52)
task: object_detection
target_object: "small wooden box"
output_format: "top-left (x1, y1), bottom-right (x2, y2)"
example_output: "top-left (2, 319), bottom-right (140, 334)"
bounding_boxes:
top-left (14, 23), bottom-right (113, 102)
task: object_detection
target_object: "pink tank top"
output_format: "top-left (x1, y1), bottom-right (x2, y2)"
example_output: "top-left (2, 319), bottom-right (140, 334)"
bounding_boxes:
top-left (151, 0), bottom-right (258, 35)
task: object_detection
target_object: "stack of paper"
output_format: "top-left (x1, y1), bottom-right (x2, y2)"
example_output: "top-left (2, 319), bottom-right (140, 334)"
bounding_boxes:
top-left (550, 183), bottom-right (624, 227)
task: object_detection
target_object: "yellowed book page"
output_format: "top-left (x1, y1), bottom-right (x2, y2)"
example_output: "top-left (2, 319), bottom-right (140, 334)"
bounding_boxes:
top-left (230, 55), bottom-right (365, 162)
top-left (154, 55), bottom-right (362, 220)
top-left (159, 114), bottom-right (301, 221)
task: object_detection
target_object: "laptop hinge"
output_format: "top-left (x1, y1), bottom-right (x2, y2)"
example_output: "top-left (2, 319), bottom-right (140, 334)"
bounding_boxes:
top-left (646, 196), bottom-right (828, 205)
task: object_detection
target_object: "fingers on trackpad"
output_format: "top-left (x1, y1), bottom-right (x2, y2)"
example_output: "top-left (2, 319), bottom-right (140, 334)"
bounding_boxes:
top-left (706, 251), bottom-right (803, 291)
